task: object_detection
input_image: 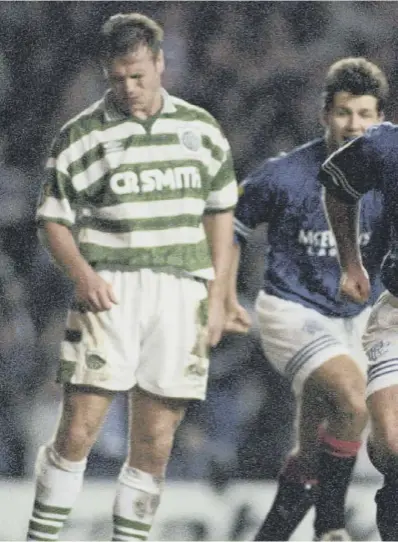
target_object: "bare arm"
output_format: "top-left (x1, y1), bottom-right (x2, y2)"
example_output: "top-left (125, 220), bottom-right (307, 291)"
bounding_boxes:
top-left (228, 242), bottom-right (241, 304)
top-left (322, 188), bottom-right (362, 270)
top-left (41, 221), bottom-right (117, 311)
top-left (322, 188), bottom-right (370, 303)
top-left (203, 210), bottom-right (234, 300)
top-left (42, 222), bottom-right (94, 282)
top-left (202, 211), bottom-right (234, 345)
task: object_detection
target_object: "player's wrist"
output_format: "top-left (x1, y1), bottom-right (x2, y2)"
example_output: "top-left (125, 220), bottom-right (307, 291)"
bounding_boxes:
top-left (208, 279), bottom-right (227, 300)
top-left (68, 260), bottom-right (96, 285)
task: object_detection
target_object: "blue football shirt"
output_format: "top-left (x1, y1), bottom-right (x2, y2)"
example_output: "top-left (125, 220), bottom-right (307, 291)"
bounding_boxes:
top-left (319, 122), bottom-right (398, 298)
top-left (235, 137), bottom-right (387, 317)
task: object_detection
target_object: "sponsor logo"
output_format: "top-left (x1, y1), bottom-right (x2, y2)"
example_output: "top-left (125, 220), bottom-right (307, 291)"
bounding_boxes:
top-left (110, 166), bottom-right (202, 194)
top-left (367, 340), bottom-right (390, 362)
top-left (298, 229), bottom-right (371, 257)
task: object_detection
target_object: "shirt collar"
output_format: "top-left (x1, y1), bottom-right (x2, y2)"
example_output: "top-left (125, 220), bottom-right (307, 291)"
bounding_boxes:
top-left (103, 88), bottom-right (176, 122)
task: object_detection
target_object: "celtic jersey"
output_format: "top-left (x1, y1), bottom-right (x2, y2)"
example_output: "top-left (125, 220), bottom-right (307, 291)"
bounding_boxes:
top-left (37, 89), bottom-right (238, 279)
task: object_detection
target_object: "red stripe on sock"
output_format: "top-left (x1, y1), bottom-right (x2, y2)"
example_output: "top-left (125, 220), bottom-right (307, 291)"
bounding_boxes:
top-left (321, 432), bottom-right (361, 458)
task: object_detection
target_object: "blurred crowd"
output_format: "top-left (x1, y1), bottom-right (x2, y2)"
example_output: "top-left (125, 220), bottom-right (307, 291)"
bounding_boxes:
top-left (1, 1), bottom-right (398, 486)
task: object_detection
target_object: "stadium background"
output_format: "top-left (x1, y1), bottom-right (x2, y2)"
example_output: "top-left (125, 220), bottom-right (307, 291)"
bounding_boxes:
top-left (0, 1), bottom-right (395, 539)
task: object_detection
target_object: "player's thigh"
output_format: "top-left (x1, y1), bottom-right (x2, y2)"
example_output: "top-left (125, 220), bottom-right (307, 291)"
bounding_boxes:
top-left (364, 291), bottom-right (398, 398)
top-left (59, 270), bottom-right (140, 391)
top-left (255, 290), bottom-right (350, 396)
top-left (367, 386), bottom-right (398, 456)
top-left (138, 273), bottom-right (209, 400)
top-left (364, 292), bottom-right (398, 451)
top-left (307, 354), bottom-right (366, 408)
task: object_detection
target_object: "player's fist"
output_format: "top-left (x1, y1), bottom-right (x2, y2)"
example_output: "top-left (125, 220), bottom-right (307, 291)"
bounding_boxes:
top-left (74, 268), bottom-right (118, 312)
top-left (340, 264), bottom-right (370, 304)
top-left (224, 300), bottom-right (252, 334)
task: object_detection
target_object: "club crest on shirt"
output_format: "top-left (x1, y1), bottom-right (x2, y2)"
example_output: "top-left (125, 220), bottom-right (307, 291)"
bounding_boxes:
top-left (179, 129), bottom-right (201, 152)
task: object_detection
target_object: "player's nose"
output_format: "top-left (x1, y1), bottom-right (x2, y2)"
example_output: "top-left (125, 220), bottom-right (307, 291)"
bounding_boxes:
top-left (123, 78), bottom-right (139, 95)
top-left (346, 114), bottom-right (363, 134)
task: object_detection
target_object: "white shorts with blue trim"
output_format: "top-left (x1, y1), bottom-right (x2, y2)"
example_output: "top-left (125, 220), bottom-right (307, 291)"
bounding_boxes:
top-left (363, 291), bottom-right (398, 397)
top-left (255, 290), bottom-right (370, 396)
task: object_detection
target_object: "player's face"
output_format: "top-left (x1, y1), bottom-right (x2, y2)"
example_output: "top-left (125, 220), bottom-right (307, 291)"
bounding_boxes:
top-left (323, 91), bottom-right (383, 151)
top-left (105, 46), bottom-right (165, 120)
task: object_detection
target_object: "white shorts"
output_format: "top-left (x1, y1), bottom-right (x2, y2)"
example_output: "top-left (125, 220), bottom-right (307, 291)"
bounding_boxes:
top-left (363, 291), bottom-right (398, 397)
top-left (255, 290), bottom-right (370, 396)
top-left (58, 269), bottom-right (209, 399)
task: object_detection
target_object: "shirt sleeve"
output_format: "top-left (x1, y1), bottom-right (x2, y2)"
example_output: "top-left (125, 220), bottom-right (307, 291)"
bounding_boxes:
top-left (36, 130), bottom-right (78, 227)
top-left (318, 133), bottom-right (380, 204)
top-left (204, 125), bottom-right (238, 213)
top-left (234, 161), bottom-right (277, 243)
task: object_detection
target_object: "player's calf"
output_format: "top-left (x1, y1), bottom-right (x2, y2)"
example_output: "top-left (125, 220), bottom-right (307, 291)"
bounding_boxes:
top-left (366, 396), bottom-right (398, 541)
top-left (368, 438), bottom-right (398, 541)
top-left (309, 358), bottom-right (366, 539)
top-left (253, 453), bottom-right (319, 541)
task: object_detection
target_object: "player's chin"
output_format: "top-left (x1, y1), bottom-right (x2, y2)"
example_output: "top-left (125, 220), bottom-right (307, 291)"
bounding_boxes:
top-left (342, 135), bottom-right (359, 144)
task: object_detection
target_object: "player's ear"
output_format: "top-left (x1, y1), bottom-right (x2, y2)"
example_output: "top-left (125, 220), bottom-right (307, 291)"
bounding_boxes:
top-left (320, 108), bottom-right (328, 128)
top-left (378, 111), bottom-right (385, 123)
top-left (156, 49), bottom-right (165, 75)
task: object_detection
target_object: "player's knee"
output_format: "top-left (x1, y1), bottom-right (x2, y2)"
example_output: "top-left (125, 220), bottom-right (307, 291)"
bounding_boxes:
top-left (331, 387), bottom-right (368, 431)
top-left (57, 418), bottom-right (99, 458)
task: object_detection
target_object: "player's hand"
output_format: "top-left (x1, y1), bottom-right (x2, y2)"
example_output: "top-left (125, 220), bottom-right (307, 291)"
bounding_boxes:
top-left (74, 268), bottom-right (118, 312)
top-left (340, 264), bottom-right (370, 304)
top-left (224, 299), bottom-right (252, 334)
top-left (207, 295), bottom-right (225, 347)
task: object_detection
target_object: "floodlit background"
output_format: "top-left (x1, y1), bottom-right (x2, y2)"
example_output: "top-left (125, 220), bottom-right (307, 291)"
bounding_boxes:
top-left (0, 2), bottom-right (395, 539)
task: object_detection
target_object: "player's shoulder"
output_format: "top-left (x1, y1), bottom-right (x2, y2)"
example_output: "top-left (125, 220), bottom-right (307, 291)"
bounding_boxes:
top-left (366, 121), bottom-right (397, 136)
top-left (58, 97), bottom-right (105, 142)
top-left (254, 138), bottom-right (324, 176)
top-left (169, 94), bottom-right (222, 130)
top-left (276, 138), bottom-right (324, 163)
top-left (363, 121), bottom-right (398, 147)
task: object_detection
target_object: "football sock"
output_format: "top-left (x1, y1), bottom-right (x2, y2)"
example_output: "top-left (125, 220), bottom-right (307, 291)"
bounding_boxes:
top-left (375, 479), bottom-right (398, 541)
top-left (314, 433), bottom-right (360, 538)
top-left (26, 444), bottom-right (87, 541)
top-left (367, 439), bottom-right (398, 540)
top-left (112, 464), bottom-right (164, 541)
top-left (253, 454), bottom-right (319, 540)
